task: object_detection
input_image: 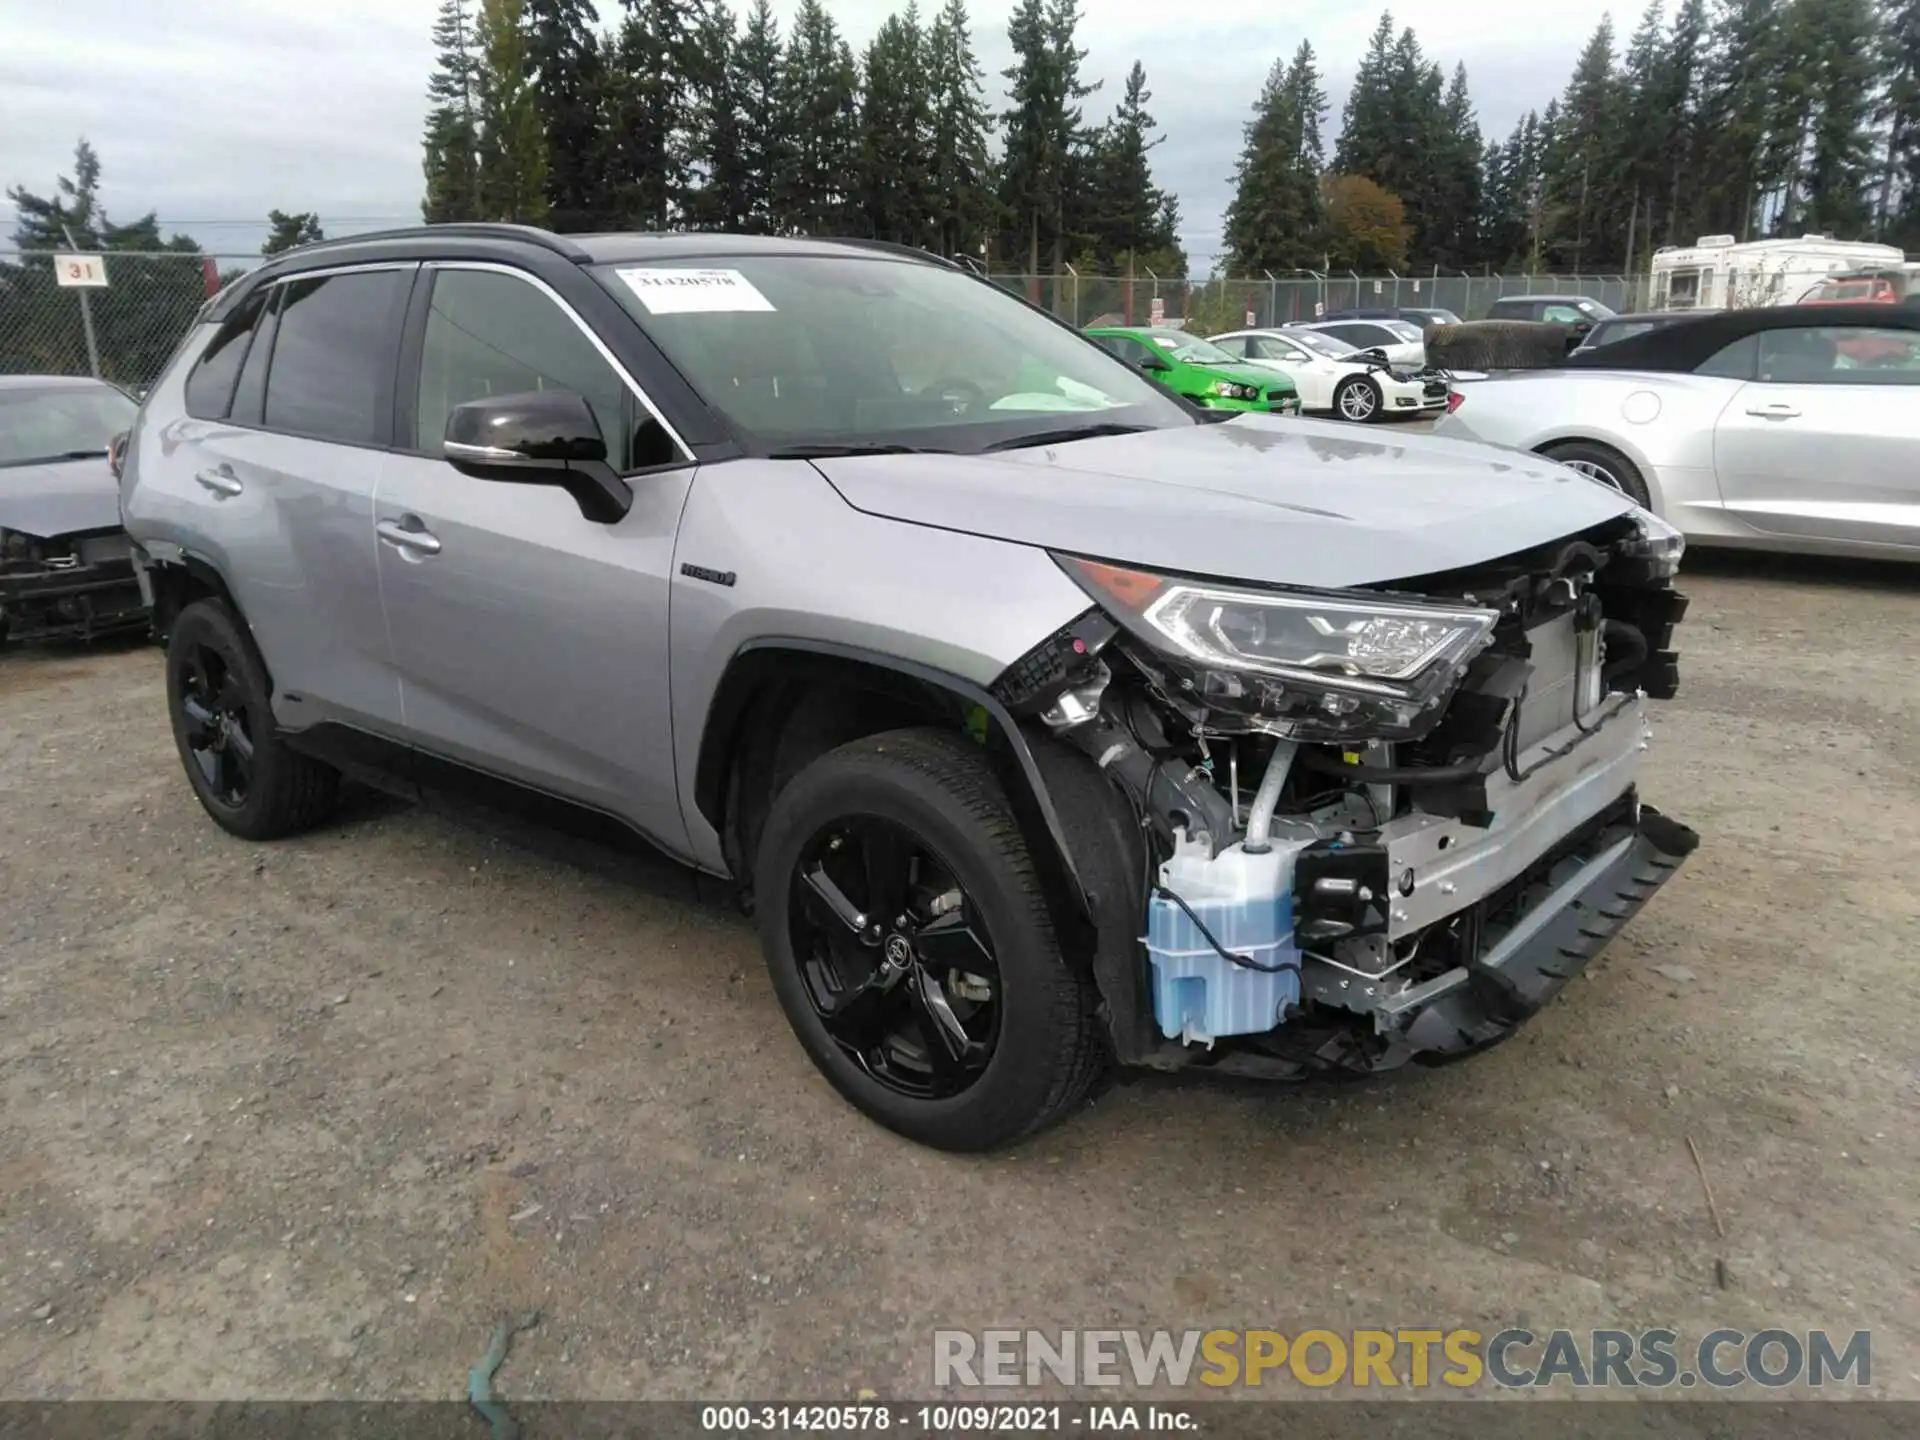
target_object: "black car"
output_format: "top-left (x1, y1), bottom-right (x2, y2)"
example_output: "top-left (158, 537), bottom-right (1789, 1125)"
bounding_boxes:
top-left (0, 375), bottom-right (148, 645)
top-left (1569, 309), bottom-right (1724, 355)
top-left (1322, 306), bottom-right (1461, 328)
top-left (1482, 294), bottom-right (1618, 349)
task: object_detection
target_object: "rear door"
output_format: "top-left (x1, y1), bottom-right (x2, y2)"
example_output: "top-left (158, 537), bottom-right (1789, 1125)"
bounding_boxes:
top-left (1710, 324), bottom-right (1920, 550)
top-left (373, 262), bottom-right (696, 850)
top-left (139, 265), bottom-right (410, 733)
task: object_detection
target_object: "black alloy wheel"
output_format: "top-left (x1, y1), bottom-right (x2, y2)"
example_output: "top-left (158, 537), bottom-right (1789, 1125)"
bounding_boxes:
top-left (789, 814), bottom-right (1001, 1100)
top-left (165, 598), bottom-right (340, 840)
top-left (178, 641), bottom-right (254, 809)
top-left (755, 728), bottom-right (1107, 1151)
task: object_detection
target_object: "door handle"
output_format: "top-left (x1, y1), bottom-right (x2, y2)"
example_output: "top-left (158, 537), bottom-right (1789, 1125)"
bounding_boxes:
top-left (1745, 403), bottom-right (1801, 419)
top-left (195, 466), bottom-right (243, 497)
top-left (376, 518), bottom-right (442, 556)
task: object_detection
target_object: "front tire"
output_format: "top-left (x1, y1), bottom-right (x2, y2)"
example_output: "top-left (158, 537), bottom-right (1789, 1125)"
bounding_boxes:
top-left (1334, 375), bottom-right (1382, 423)
top-left (755, 729), bottom-right (1106, 1151)
top-left (1540, 440), bottom-right (1654, 509)
top-left (165, 599), bottom-right (340, 840)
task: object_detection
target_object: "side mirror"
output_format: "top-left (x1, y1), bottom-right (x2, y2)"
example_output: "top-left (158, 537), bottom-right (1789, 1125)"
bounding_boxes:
top-left (1359, 347), bottom-right (1390, 365)
top-left (1138, 353), bottom-right (1172, 373)
top-left (443, 390), bottom-right (632, 523)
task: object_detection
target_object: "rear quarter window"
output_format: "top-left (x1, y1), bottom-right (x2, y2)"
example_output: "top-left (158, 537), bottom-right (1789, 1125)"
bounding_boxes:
top-left (183, 290), bottom-right (269, 420)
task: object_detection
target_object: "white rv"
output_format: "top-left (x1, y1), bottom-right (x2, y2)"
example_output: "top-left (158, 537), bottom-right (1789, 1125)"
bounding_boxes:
top-left (1648, 234), bottom-right (1908, 311)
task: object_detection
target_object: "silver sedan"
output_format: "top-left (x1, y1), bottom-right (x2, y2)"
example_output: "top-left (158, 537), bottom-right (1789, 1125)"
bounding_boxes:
top-left (1433, 304), bottom-right (1920, 560)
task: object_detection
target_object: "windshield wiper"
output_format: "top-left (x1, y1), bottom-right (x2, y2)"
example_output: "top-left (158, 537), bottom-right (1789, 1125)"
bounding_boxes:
top-left (980, 422), bottom-right (1153, 453)
top-left (765, 442), bottom-right (948, 459)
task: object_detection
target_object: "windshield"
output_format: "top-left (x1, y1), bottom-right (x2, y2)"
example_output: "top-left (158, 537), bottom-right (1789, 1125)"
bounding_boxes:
top-left (1576, 299), bottom-right (1616, 319)
top-left (1380, 321), bottom-right (1423, 342)
top-left (1146, 331), bottom-right (1239, 366)
top-left (0, 383), bottom-right (136, 468)
top-left (1287, 330), bottom-right (1359, 358)
top-left (593, 256), bottom-right (1195, 452)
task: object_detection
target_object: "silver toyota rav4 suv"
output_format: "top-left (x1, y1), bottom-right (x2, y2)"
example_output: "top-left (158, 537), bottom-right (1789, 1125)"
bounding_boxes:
top-left (122, 224), bottom-right (1697, 1151)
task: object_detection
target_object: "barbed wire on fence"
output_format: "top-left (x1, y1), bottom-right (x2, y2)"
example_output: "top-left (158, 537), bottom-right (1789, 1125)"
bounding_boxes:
top-left (1, 245), bottom-right (1647, 391)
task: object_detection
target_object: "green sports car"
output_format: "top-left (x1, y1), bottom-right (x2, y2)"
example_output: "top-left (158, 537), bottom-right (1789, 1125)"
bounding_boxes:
top-left (1084, 326), bottom-right (1302, 415)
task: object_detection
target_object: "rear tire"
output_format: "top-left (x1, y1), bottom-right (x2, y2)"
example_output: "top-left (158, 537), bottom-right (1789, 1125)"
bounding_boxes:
top-left (755, 728), bottom-right (1106, 1151)
top-left (1334, 375), bottom-right (1383, 423)
top-left (165, 598), bottom-right (340, 840)
top-left (1540, 440), bottom-right (1653, 509)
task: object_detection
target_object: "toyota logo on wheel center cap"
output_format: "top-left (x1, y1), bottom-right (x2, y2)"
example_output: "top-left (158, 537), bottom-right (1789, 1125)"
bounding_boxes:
top-left (884, 934), bottom-right (913, 965)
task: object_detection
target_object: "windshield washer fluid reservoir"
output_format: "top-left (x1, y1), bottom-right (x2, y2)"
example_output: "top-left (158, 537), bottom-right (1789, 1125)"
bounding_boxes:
top-left (1144, 833), bottom-right (1306, 1046)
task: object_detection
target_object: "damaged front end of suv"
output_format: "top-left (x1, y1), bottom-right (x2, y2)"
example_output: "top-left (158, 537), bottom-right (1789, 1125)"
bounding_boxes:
top-left (994, 508), bottom-right (1698, 1080)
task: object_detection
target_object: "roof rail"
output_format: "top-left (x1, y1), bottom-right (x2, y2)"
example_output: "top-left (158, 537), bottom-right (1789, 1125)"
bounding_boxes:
top-left (278, 222), bottom-right (593, 263)
top-left (814, 236), bottom-right (960, 268)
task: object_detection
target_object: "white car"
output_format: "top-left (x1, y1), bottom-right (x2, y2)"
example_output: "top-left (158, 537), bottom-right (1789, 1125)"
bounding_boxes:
top-left (1432, 303), bottom-right (1920, 560)
top-left (1284, 318), bottom-right (1427, 369)
top-left (1210, 327), bottom-right (1449, 422)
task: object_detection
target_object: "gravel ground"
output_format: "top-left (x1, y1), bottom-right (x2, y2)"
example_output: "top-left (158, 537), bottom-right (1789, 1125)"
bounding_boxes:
top-left (1, 550), bottom-right (1916, 1402)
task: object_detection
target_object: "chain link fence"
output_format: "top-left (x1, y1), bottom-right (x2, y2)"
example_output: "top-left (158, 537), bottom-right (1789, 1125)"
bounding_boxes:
top-left (0, 250), bottom-right (256, 393)
top-left (990, 270), bottom-right (1648, 332)
top-left (1, 246), bottom-right (1649, 393)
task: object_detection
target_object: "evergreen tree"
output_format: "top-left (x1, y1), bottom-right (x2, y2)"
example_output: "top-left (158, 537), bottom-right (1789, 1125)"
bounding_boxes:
top-left (733, 0), bottom-right (785, 233)
top-left (1658, 0), bottom-right (1710, 245)
top-left (1333, 14), bottom-right (1399, 184)
top-left (474, 0), bottom-right (551, 223)
top-left (1426, 62), bottom-right (1483, 268)
top-left (858, 6), bottom-right (936, 245)
top-left (527, 0), bottom-right (606, 231)
top-left (605, 0), bottom-right (696, 230)
top-left (924, 0), bottom-right (995, 259)
top-left (1542, 17), bottom-right (1620, 269)
top-left (683, 2), bottom-right (751, 231)
top-left (1695, 0), bottom-right (1783, 238)
top-left (774, 0), bottom-right (860, 235)
top-left (1884, 0), bottom-right (1920, 246)
top-left (997, 0), bottom-right (1097, 275)
top-left (262, 210), bottom-right (325, 255)
top-left (1792, 0), bottom-right (1880, 235)
top-left (2, 141), bottom-right (206, 386)
top-left (1085, 62), bottom-right (1179, 269)
top-left (1221, 42), bottom-right (1325, 273)
top-left (1612, 2), bottom-right (1671, 270)
top-left (422, 0), bottom-right (482, 222)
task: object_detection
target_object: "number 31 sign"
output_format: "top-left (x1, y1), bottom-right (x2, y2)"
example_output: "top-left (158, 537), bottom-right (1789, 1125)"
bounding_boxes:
top-left (54, 254), bottom-right (110, 288)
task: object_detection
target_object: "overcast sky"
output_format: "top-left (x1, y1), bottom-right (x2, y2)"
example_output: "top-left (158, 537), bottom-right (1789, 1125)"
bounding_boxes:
top-left (1, 0), bottom-right (1619, 266)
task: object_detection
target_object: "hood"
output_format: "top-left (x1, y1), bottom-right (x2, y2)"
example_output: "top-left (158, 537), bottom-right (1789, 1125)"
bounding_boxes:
top-left (0, 456), bottom-right (123, 539)
top-left (812, 414), bottom-right (1638, 591)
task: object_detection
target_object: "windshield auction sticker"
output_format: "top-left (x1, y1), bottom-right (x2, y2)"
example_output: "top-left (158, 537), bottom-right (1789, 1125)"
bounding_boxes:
top-left (617, 267), bottom-right (776, 314)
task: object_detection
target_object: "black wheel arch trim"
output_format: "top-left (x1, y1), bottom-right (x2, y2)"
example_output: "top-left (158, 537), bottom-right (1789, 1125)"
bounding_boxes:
top-left (697, 638), bottom-right (1160, 1057)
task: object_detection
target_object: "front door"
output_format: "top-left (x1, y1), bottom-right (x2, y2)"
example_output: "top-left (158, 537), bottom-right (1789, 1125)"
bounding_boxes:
top-left (1711, 323), bottom-right (1920, 551)
top-left (373, 263), bottom-right (697, 853)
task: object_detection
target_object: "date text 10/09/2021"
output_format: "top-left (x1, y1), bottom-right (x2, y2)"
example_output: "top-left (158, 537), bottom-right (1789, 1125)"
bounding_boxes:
top-left (700, 1406), bottom-right (1195, 1432)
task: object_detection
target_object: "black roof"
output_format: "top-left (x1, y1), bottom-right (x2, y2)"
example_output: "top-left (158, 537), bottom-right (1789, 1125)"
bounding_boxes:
top-left (1561, 302), bottom-right (1920, 372)
top-left (1590, 310), bottom-right (1722, 324)
top-left (206, 223), bottom-right (955, 322)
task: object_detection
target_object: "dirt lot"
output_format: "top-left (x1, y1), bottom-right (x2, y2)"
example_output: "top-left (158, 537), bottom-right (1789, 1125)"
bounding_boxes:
top-left (2, 551), bottom-right (1916, 1403)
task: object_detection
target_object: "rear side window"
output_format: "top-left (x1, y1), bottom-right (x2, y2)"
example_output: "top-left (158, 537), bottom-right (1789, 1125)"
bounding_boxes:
top-left (262, 270), bottom-right (409, 445)
top-left (183, 290), bottom-right (268, 420)
top-left (1696, 334), bottom-right (1757, 380)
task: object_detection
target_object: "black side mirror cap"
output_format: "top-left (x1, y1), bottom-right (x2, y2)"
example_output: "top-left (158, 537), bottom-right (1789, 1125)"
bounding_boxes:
top-left (444, 390), bottom-right (632, 524)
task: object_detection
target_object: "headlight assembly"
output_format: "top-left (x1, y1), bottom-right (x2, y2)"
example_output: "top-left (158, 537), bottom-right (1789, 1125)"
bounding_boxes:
top-left (1058, 556), bottom-right (1499, 741)
top-left (1618, 508), bottom-right (1685, 579)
